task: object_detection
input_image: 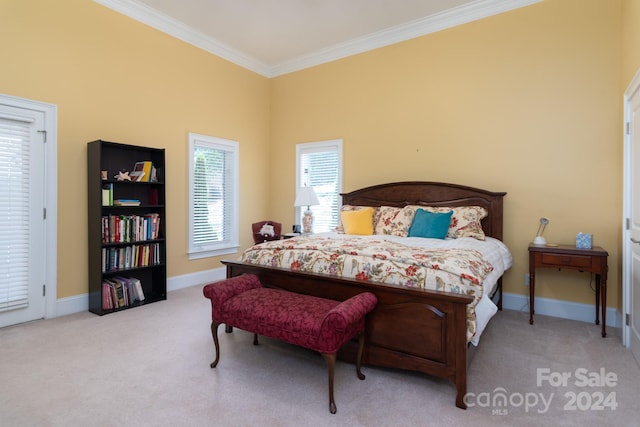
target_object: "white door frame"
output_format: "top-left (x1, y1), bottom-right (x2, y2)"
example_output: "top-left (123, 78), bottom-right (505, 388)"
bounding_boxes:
top-left (0, 94), bottom-right (58, 320)
top-left (623, 69), bottom-right (640, 347)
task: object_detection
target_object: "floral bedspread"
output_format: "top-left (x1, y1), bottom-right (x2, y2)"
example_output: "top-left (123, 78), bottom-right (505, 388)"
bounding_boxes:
top-left (241, 235), bottom-right (495, 341)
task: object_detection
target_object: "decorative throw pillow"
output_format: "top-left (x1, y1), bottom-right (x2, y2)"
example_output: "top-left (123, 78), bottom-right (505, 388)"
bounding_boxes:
top-left (449, 206), bottom-right (487, 240)
top-left (336, 205), bottom-right (379, 233)
top-left (408, 209), bottom-right (453, 239)
top-left (407, 205), bottom-right (488, 240)
top-left (341, 207), bottom-right (375, 235)
top-left (374, 206), bottom-right (415, 237)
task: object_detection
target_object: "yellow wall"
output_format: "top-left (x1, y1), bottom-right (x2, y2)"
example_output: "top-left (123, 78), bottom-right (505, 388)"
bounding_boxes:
top-left (623, 0), bottom-right (640, 85)
top-left (0, 0), bottom-right (636, 313)
top-left (0, 0), bottom-right (270, 298)
top-left (271, 0), bottom-right (623, 307)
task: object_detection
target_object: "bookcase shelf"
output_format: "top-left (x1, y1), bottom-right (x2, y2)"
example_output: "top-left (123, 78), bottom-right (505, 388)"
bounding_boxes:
top-left (87, 140), bottom-right (166, 315)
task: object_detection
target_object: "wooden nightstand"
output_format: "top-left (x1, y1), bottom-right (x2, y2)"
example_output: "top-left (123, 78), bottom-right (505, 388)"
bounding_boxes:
top-left (528, 243), bottom-right (609, 337)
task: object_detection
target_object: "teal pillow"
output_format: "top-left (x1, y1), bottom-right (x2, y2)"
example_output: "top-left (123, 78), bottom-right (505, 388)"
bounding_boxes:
top-left (408, 209), bottom-right (453, 239)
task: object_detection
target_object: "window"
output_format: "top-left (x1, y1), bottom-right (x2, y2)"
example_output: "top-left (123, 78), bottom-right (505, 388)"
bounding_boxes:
top-left (296, 140), bottom-right (343, 233)
top-left (188, 133), bottom-right (239, 259)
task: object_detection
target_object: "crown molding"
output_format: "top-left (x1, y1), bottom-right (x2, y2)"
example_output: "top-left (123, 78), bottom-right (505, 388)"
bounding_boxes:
top-left (271, 0), bottom-right (543, 77)
top-left (93, 0), bottom-right (271, 76)
top-left (94, 0), bottom-right (542, 78)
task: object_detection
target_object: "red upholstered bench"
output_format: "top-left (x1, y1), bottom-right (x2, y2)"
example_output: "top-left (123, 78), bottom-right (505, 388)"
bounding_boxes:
top-left (202, 274), bottom-right (377, 414)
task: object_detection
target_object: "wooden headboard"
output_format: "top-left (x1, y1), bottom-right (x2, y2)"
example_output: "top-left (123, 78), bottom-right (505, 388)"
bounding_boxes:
top-left (340, 181), bottom-right (507, 241)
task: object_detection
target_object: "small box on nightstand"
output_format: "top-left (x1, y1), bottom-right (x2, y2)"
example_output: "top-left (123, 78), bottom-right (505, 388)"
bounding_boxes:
top-left (576, 233), bottom-right (593, 249)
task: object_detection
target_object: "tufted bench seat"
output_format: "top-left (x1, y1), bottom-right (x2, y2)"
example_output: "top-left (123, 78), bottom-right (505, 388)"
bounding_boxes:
top-left (202, 274), bottom-right (377, 414)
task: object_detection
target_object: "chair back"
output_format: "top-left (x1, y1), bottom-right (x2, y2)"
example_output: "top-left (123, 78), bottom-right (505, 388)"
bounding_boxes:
top-left (252, 221), bottom-right (282, 244)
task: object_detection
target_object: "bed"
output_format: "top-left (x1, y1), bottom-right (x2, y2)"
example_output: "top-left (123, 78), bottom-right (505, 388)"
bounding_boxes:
top-left (222, 181), bottom-right (511, 409)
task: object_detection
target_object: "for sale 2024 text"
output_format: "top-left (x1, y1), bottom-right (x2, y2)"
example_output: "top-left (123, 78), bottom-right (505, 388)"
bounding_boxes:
top-left (537, 367), bottom-right (618, 411)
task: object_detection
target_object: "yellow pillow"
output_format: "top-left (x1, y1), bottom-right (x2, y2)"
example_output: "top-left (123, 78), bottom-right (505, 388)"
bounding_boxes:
top-left (340, 207), bottom-right (375, 235)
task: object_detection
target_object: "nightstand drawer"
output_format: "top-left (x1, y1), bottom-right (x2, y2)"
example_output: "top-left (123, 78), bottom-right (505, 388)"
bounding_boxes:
top-left (540, 253), bottom-right (591, 268)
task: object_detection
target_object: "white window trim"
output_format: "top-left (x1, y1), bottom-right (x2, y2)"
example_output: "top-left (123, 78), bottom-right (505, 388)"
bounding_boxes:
top-left (295, 139), bottom-right (343, 231)
top-left (188, 133), bottom-right (239, 259)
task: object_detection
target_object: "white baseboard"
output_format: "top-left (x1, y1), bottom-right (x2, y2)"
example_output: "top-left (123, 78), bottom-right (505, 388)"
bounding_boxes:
top-left (53, 277), bottom-right (622, 328)
top-left (167, 267), bottom-right (226, 291)
top-left (502, 292), bottom-right (621, 328)
top-left (53, 266), bottom-right (227, 318)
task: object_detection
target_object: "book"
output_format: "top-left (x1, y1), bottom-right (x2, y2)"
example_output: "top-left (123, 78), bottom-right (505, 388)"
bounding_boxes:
top-left (143, 213), bottom-right (160, 239)
top-left (130, 161), bottom-right (146, 182)
top-left (148, 188), bottom-right (158, 205)
top-left (102, 183), bottom-right (114, 206)
top-left (103, 279), bottom-right (121, 308)
top-left (130, 277), bottom-right (145, 301)
top-left (132, 161), bottom-right (153, 182)
top-left (110, 277), bottom-right (126, 307)
top-left (102, 282), bottom-right (112, 309)
top-left (113, 199), bottom-right (141, 206)
top-left (102, 188), bottom-right (110, 206)
top-left (129, 169), bottom-right (145, 182)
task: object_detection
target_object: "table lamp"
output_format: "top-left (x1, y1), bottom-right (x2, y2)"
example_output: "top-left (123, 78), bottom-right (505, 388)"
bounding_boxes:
top-left (532, 217), bottom-right (549, 245)
top-left (294, 186), bottom-right (320, 234)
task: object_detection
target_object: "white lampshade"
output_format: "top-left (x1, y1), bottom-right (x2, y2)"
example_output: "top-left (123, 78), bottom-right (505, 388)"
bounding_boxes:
top-left (294, 186), bottom-right (320, 234)
top-left (294, 186), bottom-right (320, 208)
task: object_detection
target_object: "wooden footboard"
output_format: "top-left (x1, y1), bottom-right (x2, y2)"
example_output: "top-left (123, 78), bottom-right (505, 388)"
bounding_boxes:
top-left (222, 259), bottom-right (473, 409)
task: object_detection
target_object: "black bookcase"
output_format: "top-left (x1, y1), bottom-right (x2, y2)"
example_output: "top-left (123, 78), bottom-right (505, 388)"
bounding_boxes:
top-left (87, 140), bottom-right (166, 315)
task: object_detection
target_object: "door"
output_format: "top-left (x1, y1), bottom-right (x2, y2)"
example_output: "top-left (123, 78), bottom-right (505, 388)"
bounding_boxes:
top-left (0, 103), bottom-right (46, 327)
top-left (625, 72), bottom-right (640, 367)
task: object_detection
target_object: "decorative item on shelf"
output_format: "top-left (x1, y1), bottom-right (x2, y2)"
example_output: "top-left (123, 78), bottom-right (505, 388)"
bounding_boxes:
top-left (576, 232), bottom-right (593, 249)
top-left (294, 186), bottom-right (320, 234)
top-left (114, 170), bottom-right (131, 181)
top-left (532, 217), bottom-right (549, 245)
top-left (101, 170), bottom-right (108, 180)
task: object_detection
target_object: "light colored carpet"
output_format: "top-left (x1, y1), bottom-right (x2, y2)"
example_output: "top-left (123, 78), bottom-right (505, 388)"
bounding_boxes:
top-left (0, 284), bottom-right (638, 427)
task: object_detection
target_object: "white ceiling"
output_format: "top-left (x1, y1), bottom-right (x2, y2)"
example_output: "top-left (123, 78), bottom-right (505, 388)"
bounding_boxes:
top-left (95, 0), bottom-right (541, 77)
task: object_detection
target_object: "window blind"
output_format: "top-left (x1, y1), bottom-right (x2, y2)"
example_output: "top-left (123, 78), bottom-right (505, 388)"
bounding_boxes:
top-left (189, 134), bottom-right (238, 256)
top-left (0, 117), bottom-right (31, 312)
top-left (298, 142), bottom-right (342, 232)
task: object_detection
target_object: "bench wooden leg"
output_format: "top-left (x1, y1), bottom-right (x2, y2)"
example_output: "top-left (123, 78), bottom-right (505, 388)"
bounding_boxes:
top-left (321, 353), bottom-right (337, 414)
top-left (210, 321), bottom-right (221, 368)
top-left (213, 323), bottom-right (260, 366)
top-left (355, 332), bottom-right (366, 380)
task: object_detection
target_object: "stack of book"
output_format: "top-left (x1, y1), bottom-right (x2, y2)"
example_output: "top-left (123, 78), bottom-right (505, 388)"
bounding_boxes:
top-left (113, 199), bottom-right (141, 206)
top-left (101, 213), bottom-right (161, 243)
top-left (101, 243), bottom-right (161, 272)
top-left (101, 276), bottom-right (145, 310)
